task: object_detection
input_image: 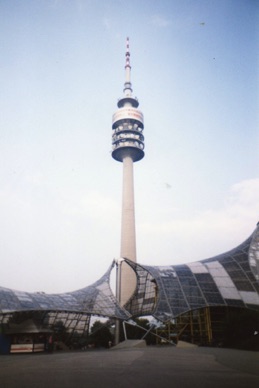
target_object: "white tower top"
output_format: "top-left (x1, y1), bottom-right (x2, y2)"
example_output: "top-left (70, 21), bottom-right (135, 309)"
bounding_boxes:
top-left (111, 37), bottom-right (145, 163)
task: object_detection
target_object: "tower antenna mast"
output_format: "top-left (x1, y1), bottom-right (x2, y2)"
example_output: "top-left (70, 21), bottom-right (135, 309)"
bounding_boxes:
top-left (124, 37), bottom-right (132, 95)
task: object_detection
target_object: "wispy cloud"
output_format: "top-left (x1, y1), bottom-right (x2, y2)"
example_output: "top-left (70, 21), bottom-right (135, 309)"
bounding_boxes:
top-left (103, 17), bottom-right (111, 30)
top-left (60, 189), bottom-right (120, 222)
top-left (150, 15), bottom-right (171, 28)
top-left (138, 178), bottom-right (259, 263)
top-left (226, 179), bottom-right (259, 218)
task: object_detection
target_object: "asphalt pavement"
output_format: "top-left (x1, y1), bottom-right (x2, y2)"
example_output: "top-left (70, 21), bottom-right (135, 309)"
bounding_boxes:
top-left (0, 346), bottom-right (258, 388)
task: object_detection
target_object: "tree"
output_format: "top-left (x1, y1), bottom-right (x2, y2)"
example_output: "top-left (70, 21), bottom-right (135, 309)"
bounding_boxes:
top-left (90, 320), bottom-right (114, 348)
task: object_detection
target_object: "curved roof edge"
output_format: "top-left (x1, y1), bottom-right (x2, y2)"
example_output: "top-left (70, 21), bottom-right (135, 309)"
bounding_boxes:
top-left (1, 224), bottom-right (259, 326)
top-left (124, 223), bottom-right (259, 322)
top-left (0, 260), bottom-right (130, 322)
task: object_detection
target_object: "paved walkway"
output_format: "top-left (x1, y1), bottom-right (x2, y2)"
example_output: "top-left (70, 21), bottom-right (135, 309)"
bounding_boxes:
top-left (0, 346), bottom-right (258, 388)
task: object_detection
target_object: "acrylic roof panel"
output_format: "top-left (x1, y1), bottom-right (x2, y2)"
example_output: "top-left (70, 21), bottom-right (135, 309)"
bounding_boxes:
top-left (0, 262), bottom-right (130, 321)
top-left (1, 224), bottom-right (259, 326)
top-left (126, 224), bottom-right (259, 322)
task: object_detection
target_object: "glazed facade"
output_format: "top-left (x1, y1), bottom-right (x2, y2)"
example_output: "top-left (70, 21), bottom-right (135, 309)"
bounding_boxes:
top-left (0, 224), bottom-right (259, 342)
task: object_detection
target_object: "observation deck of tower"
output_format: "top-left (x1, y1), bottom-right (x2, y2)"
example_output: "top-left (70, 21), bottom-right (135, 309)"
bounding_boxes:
top-left (112, 38), bottom-right (145, 306)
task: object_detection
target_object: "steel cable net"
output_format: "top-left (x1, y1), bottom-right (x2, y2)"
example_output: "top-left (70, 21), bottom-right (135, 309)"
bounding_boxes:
top-left (139, 224), bottom-right (259, 322)
top-left (1, 226), bottom-right (259, 331)
top-left (123, 259), bottom-right (157, 317)
top-left (0, 261), bottom-right (130, 331)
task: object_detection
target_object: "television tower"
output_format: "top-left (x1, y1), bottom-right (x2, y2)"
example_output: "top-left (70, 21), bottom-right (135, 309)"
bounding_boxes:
top-left (112, 38), bottom-right (145, 306)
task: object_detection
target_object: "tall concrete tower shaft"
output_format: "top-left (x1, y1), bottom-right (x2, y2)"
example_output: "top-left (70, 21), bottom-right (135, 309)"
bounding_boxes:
top-left (112, 38), bottom-right (145, 305)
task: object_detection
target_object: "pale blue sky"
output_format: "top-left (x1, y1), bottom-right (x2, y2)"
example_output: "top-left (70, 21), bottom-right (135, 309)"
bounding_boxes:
top-left (0, 0), bottom-right (258, 293)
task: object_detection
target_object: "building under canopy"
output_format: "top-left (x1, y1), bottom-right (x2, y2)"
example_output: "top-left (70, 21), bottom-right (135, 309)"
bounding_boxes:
top-left (0, 223), bottom-right (259, 352)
